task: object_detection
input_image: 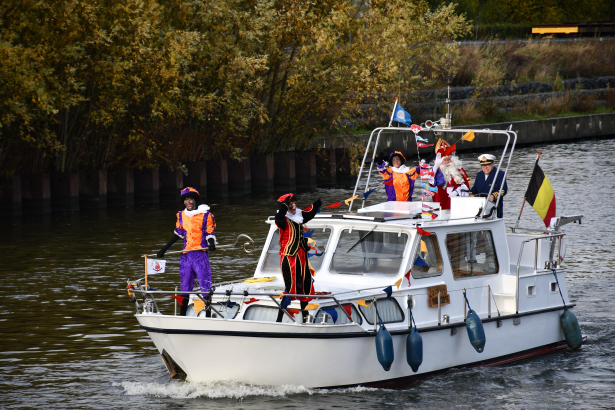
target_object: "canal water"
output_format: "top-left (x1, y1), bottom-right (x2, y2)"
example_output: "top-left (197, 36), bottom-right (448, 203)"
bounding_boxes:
top-left (1, 139), bottom-right (614, 409)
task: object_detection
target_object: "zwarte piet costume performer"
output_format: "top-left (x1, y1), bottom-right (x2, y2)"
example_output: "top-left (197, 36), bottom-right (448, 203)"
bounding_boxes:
top-left (275, 193), bottom-right (321, 322)
top-left (377, 151), bottom-right (445, 202)
top-left (434, 139), bottom-right (471, 210)
top-left (376, 151), bottom-right (420, 201)
top-left (471, 154), bottom-right (508, 218)
top-left (157, 187), bottom-right (216, 316)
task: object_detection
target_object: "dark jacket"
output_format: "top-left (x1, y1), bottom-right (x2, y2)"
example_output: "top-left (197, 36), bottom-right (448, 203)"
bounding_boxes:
top-left (470, 167), bottom-right (508, 218)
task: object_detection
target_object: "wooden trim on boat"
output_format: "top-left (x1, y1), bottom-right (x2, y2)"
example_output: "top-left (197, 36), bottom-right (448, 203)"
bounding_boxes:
top-left (139, 304), bottom-right (574, 339)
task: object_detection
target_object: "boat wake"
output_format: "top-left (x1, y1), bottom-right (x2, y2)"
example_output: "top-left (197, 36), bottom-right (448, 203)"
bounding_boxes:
top-left (115, 380), bottom-right (380, 399)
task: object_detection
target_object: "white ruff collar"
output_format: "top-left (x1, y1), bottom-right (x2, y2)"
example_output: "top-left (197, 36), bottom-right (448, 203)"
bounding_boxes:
top-left (184, 204), bottom-right (210, 217)
top-left (286, 210), bottom-right (304, 224)
top-left (390, 165), bottom-right (410, 173)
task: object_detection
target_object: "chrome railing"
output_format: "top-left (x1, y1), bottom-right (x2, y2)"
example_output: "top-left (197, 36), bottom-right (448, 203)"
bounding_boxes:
top-left (515, 233), bottom-right (565, 313)
top-left (348, 127), bottom-right (518, 218)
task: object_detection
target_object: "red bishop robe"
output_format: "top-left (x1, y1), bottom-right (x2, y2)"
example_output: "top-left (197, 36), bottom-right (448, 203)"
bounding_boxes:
top-left (436, 168), bottom-right (471, 210)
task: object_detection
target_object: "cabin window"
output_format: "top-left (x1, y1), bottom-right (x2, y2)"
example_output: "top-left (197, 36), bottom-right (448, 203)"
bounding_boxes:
top-left (410, 234), bottom-right (443, 279)
top-left (445, 230), bottom-right (499, 279)
top-left (243, 305), bottom-right (294, 323)
top-left (329, 230), bottom-right (408, 276)
top-left (357, 297), bottom-right (405, 325)
top-left (261, 227), bottom-right (332, 273)
top-left (186, 302), bottom-right (240, 319)
top-left (315, 304), bottom-right (363, 325)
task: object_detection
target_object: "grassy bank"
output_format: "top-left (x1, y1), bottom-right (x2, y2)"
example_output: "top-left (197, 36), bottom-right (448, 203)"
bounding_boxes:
top-left (452, 39), bottom-right (615, 88)
top-left (453, 89), bottom-right (615, 125)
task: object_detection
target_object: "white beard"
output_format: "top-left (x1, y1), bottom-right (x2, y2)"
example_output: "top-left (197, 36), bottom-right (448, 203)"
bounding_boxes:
top-left (286, 210), bottom-right (304, 224)
top-left (440, 157), bottom-right (465, 185)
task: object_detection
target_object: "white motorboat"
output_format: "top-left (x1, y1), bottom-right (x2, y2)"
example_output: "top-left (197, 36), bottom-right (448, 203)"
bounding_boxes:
top-left (129, 123), bottom-right (583, 388)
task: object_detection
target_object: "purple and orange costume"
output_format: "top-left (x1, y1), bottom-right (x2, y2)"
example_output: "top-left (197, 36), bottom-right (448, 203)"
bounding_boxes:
top-left (377, 151), bottom-right (445, 202)
top-left (158, 188), bottom-right (216, 308)
top-left (174, 205), bottom-right (216, 297)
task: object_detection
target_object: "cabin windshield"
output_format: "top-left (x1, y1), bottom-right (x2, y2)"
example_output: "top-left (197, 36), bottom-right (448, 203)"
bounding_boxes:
top-left (330, 229), bottom-right (408, 276)
top-left (261, 227), bottom-right (332, 273)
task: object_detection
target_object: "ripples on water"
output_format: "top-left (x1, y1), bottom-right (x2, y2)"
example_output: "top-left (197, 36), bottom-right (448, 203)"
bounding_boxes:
top-left (1, 139), bottom-right (614, 409)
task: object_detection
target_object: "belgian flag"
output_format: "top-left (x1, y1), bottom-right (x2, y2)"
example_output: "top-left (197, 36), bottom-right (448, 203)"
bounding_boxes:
top-left (525, 162), bottom-right (556, 227)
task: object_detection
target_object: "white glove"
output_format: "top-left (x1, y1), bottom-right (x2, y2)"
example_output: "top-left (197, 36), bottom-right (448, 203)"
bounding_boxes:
top-left (433, 153), bottom-right (443, 174)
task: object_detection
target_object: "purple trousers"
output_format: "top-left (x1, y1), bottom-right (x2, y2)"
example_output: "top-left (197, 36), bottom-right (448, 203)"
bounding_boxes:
top-left (180, 251), bottom-right (212, 297)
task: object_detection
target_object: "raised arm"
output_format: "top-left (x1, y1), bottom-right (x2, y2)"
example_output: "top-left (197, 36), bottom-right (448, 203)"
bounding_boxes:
top-left (275, 201), bottom-right (288, 230)
top-left (377, 161), bottom-right (394, 185)
top-left (301, 198), bottom-right (322, 224)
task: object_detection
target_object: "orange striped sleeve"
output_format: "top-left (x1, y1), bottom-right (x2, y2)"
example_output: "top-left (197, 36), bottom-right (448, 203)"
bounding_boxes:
top-left (206, 213), bottom-right (216, 234)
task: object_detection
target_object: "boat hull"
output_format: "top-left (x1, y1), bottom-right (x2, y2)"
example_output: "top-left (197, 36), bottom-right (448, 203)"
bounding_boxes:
top-left (137, 307), bottom-right (571, 388)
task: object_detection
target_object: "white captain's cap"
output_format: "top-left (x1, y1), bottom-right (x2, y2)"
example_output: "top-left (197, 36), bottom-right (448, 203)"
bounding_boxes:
top-left (478, 154), bottom-right (496, 165)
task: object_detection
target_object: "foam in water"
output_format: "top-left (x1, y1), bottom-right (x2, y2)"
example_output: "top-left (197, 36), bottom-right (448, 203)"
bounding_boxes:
top-left (115, 380), bottom-right (379, 400)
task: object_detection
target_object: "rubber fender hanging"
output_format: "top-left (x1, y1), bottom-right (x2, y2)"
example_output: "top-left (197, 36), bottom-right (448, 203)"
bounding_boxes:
top-left (375, 325), bottom-right (394, 371)
top-left (560, 310), bottom-right (583, 349)
top-left (465, 309), bottom-right (486, 353)
top-left (406, 327), bottom-right (423, 372)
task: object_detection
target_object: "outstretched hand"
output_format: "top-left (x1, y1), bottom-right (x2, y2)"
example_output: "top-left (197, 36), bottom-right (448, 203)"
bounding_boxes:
top-left (314, 197), bottom-right (322, 209)
top-left (157, 249), bottom-right (165, 258)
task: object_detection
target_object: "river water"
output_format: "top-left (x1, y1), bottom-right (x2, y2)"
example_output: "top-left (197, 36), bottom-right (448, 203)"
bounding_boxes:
top-left (1, 138), bottom-right (614, 409)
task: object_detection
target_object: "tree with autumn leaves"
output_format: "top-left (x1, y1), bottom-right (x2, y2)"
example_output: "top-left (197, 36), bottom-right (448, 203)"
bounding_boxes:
top-left (0, 0), bottom-right (469, 175)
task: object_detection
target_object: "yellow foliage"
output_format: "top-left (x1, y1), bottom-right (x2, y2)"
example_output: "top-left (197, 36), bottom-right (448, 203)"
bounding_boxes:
top-left (0, 0), bottom-right (470, 174)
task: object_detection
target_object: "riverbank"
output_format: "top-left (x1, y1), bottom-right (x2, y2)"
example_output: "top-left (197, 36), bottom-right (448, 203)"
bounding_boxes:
top-left (321, 112), bottom-right (615, 157)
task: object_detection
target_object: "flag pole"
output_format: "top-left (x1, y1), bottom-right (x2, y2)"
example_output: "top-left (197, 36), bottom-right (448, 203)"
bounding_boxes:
top-left (388, 98), bottom-right (398, 128)
top-left (144, 254), bottom-right (148, 288)
top-left (515, 151), bottom-right (542, 229)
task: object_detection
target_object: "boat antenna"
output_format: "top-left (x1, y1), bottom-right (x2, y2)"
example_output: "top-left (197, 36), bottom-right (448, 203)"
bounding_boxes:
top-left (441, 76), bottom-right (452, 130)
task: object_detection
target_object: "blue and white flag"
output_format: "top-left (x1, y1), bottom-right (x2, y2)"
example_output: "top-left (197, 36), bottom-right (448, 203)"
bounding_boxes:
top-left (392, 104), bottom-right (412, 126)
top-left (415, 135), bottom-right (428, 142)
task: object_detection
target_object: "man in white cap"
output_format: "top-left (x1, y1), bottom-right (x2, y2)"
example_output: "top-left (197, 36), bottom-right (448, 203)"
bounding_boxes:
top-left (470, 154), bottom-right (508, 218)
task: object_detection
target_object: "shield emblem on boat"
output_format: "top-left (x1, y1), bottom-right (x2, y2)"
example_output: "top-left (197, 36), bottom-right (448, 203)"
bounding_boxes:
top-left (147, 259), bottom-right (166, 275)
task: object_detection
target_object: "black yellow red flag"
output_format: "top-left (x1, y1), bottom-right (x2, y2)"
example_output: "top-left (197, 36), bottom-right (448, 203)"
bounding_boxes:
top-left (525, 162), bottom-right (556, 227)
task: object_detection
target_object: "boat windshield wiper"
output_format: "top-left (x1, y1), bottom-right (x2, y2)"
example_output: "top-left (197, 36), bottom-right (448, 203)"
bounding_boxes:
top-left (347, 227), bottom-right (376, 253)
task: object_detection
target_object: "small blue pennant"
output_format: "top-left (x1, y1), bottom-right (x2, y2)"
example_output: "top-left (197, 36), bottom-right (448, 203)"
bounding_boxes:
top-left (280, 292), bottom-right (291, 309)
top-left (303, 230), bottom-right (314, 238)
top-left (414, 256), bottom-right (429, 267)
top-left (382, 286), bottom-right (393, 300)
top-left (363, 187), bottom-right (377, 200)
top-left (322, 308), bottom-right (338, 324)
